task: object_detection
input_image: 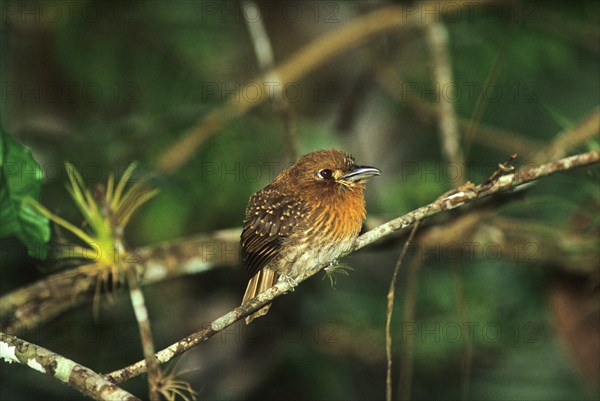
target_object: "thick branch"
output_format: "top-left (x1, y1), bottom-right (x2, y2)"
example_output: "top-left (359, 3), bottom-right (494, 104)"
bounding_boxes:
top-left (105, 150), bottom-right (600, 384)
top-left (0, 331), bottom-right (139, 401)
top-left (0, 230), bottom-right (240, 334)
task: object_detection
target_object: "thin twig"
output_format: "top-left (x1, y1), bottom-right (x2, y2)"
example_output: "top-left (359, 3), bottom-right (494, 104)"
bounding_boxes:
top-left (242, 1), bottom-right (275, 72)
top-left (426, 20), bottom-right (464, 174)
top-left (126, 267), bottom-right (160, 401)
top-left (105, 150), bottom-right (600, 384)
top-left (386, 221), bottom-right (422, 401)
top-left (242, 0), bottom-right (298, 162)
top-left (463, 19), bottom-right (519, 158)
top-left (480, 153), bottom-right (517, 189)
top-left (398, 256), bottom-right (422, 401)
top-left (426, 21), bottom-right (471, 398)
top-left (451, 262), bottom-right (473, 401)
top-left (0, 331), bottom-right (139, 401)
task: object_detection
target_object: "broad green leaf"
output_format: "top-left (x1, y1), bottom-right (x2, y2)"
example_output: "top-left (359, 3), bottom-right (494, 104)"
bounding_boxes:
top-left (0, 127), bottom-right (49, 258)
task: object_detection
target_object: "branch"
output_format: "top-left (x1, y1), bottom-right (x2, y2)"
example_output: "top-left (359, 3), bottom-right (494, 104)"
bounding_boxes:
top-left (126, 267), bottom-right (160, 401)
top-left (105, 150), bottom-right (600, 384)
top-left (0, 331), bottom-right (139, 401)
top-left (354, 150), bottom-right (600, 249)
top-left (242, 0), bottom-right (298, 162)
top-left (386, 222), bottom-right (422, 401)
top-left (398, 256), bottom-right (423, 401)
top-left (0, 229), bottom-right (240, 334)
top-left (426, 20), bottom-right (464, 171)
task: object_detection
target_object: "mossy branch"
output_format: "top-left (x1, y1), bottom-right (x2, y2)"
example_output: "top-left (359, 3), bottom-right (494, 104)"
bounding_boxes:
top-left (0, 332), bottom-right (139, 401)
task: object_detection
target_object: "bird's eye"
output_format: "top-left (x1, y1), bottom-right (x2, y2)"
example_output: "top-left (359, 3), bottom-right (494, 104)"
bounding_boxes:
top-left (317, 169), bottom-right (334, 179)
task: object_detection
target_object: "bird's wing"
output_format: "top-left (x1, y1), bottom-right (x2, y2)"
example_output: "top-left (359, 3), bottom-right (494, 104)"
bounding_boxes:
top-left (241, 188), bottom-right (306, 278)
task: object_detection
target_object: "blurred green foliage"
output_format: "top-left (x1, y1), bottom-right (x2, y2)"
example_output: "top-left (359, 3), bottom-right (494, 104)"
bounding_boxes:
top-left (1, 1), bottom-right (598, 400)
top-left (0, 127), bottom-right (49, 258)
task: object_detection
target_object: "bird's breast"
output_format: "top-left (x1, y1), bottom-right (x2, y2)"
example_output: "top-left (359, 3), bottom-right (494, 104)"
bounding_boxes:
top-left (271, 188), bottom-right (366, 277)
top-left (308, 188), bottom-right (366, 241)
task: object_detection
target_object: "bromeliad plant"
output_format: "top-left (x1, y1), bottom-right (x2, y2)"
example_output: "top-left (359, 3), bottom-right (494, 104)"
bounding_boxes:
top-left (26, 162), bottom-right (158, 300)
top-left (4, 132), bottom-right (198, 399)
top-left (27, 164), bottom-right (198, 400)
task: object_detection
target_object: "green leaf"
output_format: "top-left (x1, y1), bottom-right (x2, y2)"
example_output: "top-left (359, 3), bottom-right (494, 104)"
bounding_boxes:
top-left (0, 127), bottom-right (49, 259)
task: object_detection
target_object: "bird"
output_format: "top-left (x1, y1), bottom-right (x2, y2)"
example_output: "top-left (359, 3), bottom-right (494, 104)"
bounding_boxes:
top-left (240, 149), bottom-right (381, 324)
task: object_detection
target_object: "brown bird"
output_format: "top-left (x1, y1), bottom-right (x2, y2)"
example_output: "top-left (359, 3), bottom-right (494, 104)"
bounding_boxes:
top-left (241, 149), bottom-right (380, 324)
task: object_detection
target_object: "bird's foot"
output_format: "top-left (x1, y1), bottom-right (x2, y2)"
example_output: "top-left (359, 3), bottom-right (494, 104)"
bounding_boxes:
top-left (323, 262), bottom-right (354, 288)
top-left (323, 259), bottom-right (338, 272)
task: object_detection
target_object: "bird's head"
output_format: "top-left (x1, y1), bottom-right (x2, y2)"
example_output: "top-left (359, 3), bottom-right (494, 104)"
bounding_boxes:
top-left (285, 149), bottom-right (381, 192)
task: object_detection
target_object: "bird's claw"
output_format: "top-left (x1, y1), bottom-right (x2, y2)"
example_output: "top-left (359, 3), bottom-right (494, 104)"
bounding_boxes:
top-left (324, 260), bottom-right (338, 272)
top-left (323, 262), bottom-right (353, 288)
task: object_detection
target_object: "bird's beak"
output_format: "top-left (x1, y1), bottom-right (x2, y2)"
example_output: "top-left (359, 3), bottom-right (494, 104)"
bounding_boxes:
top-left (340, 165), bottom-right (381, 182)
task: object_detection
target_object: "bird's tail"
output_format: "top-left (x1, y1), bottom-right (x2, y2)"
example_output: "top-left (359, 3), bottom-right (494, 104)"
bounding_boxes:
top-left (242, 268), bottom-right (277, 324)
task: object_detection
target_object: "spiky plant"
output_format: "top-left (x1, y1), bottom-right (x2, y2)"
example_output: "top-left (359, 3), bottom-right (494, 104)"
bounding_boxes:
top-left (27, 162), bottom-right (158, 306)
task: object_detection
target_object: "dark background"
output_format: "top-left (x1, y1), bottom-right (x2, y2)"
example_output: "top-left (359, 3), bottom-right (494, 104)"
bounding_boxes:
top-left (1, 1), bottom-right (599, 400)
